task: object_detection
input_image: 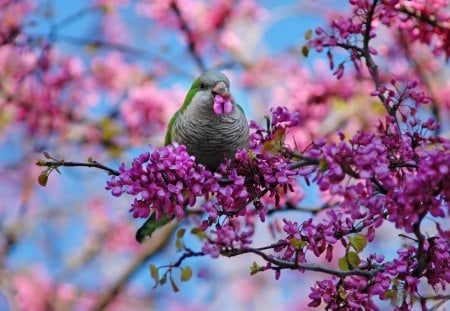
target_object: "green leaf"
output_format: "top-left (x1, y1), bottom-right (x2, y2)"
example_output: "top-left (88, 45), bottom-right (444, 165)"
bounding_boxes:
top-left (338, 284), bottom-right (346, 300)
top-left (181, 266), bottom-right (192, 282)
top-left (170, 277), bottom-right (179, 293)
top-left (304, 29), bottom-right (312, 40)
top-left (290, 237), bottom-right (305, 250)
top-left (319, 159), bottom-right (328, 172)
top-left (383, 289), bottom-right (398, 306)
top-left (190, 227), bottom-right (206, 240)
top-left (149, 264), bottom-right (159, 285)
top-left (338, 256), bottom-right (349, 271)
top-left (38, 171), bottom-right (49, 187)
top-left (347, 251), bottom-right (361, 268)
top-left (350, 233), bottom-right (368, 253)
top-left (175, 228), bottom-right (185, 251)
top-left (262, 129), bottom-right (286, 155)
top-left (159, 274), bottom-right (167, 286)
top-left (175, 237), bottom-right (184, 251)
top-left (176, 228), bottom-right (186, 239)
top-left (101, 4), bottom-right (112, 13)
top-left (135, 213), bottom-right (172, 243)
top-left (383, 289), bottom-right (394, 299)
top-left (36, 159), bottom-right (46, 167)
top-left (301, 45), bottom-right (309, 57)
top-left (338, 251), bottom-right (361, 270)
top-left (250, 262), bottom-right (261, 275)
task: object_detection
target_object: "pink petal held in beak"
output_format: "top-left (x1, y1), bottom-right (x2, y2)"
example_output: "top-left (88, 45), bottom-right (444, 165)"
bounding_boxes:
top-left (213, 95), bottom-right (232, 115)
top-left (213, 100), bottom-right (223, 114)
top-left (223, 100), bottom-right (232, 114)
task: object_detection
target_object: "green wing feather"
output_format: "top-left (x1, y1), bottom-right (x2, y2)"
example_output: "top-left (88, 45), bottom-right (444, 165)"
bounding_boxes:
top-left (236, 103), bottom-right (245, 113)
top-left (164, 111), bottom-right (179, 146)
top-left (164, 77), bottom-right (201, 146)
top-left (135, 213), bottom-right (172, 243)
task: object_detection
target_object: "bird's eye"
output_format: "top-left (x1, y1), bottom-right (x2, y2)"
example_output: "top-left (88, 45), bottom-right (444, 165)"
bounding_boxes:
top-left (199, 82), bottom-right (206, 89)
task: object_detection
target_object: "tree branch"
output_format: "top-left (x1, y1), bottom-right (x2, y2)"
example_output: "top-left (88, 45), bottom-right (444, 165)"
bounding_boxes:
top-left (170, 0), bottom-right (206, 72)
top-left (222, 247), bottom-right (383, 278)
top-left (288, 156), bottom-right (320, 169)
top-left (220, 188), bottom-right (269, 217)
top-left (398, 5), bottom-right (450, 30)
top-left (362, 1), bottom-right (391, 110)
top-left (171, 250), bottom-right (205, 268)
top-left (37, 159), bottom-right (120, 176)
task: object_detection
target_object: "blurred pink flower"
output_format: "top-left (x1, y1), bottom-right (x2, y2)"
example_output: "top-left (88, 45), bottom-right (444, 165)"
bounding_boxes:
top-left (13, 272), bottom-right (51, 311)
top-left (91, 52), bottom-right (145, 93)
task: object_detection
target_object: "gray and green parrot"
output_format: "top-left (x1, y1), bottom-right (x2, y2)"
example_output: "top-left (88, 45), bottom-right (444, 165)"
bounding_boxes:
top-left (165, 70), bottom-right (250, 170)
top-left (136, 70), bottom-right (250, 242)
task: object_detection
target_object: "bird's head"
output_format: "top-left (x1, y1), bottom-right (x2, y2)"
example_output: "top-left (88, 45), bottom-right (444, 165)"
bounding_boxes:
top-left (183, 70), bottom-right (233, 115)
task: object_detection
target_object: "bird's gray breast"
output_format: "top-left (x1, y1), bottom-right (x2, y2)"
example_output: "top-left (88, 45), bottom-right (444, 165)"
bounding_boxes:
top-left (171, 104), bottom-right (249, 170)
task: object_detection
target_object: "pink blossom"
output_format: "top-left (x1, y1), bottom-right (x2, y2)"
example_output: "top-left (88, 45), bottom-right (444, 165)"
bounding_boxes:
top-left (213, 94), bottom-right (233, 115)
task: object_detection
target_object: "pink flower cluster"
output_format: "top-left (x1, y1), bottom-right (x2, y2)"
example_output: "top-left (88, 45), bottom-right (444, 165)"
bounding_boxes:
top-left (0, 43), bottom-right (92, 136)
top-left (0, 2), bottom-right (181, 143)
top-left (0, 1), bottom-right (99, 137)
top-left (371, 79), bottom-right (431, 114)
top-left (308, 273), bottom-right (387, 310)
top-left (106, 144), bottom-right (213, 220)
top-left (306, 228), bottom-right (450, 310)
top-left (381, 0), bottom-right (450, 60)
top-left (90, 52), bottom-right (183, 143)
top-left (309, 0), bottom-right (450, 76)
top-left (425, 228), bottom-right (450, 290)
top-left (240, 55), bottom-right (381, 150)
top-left (307, 105), bottom-right (449, 233)
top-left (0, 0), bottom-right (33, 45)
top-left (201, 218), bottom-right (254, 258)
top-left (271, 88), bottom-right (448, 308)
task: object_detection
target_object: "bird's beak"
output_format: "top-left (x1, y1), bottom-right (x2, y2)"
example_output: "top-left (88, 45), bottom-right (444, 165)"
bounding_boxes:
top-left (213, 81), bottom-right (229, 98)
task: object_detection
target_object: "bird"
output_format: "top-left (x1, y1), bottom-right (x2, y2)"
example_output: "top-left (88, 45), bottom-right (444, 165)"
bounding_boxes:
top-left (136, 70), bottom-right (250, 243)
top-left (164, 70), bottom-right (250, 171)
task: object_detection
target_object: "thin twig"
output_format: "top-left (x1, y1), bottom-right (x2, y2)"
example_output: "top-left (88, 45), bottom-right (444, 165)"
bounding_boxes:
top-left (222, 247), bottom-right (383, 278)
top-left (37, 160), bottom-right (120, 176)
top-left (170, 0), bottom-right (206, 71)
top-left (171, 251), bottom-right (204, 268)
top-left (288, 157), bottom-right (320, 169)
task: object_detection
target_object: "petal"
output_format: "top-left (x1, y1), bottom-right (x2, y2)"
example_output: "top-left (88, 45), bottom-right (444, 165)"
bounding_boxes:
top-left (223, 100), bottom-right (233, 114)
top-left (213, 101), bottom-right (223, 115)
